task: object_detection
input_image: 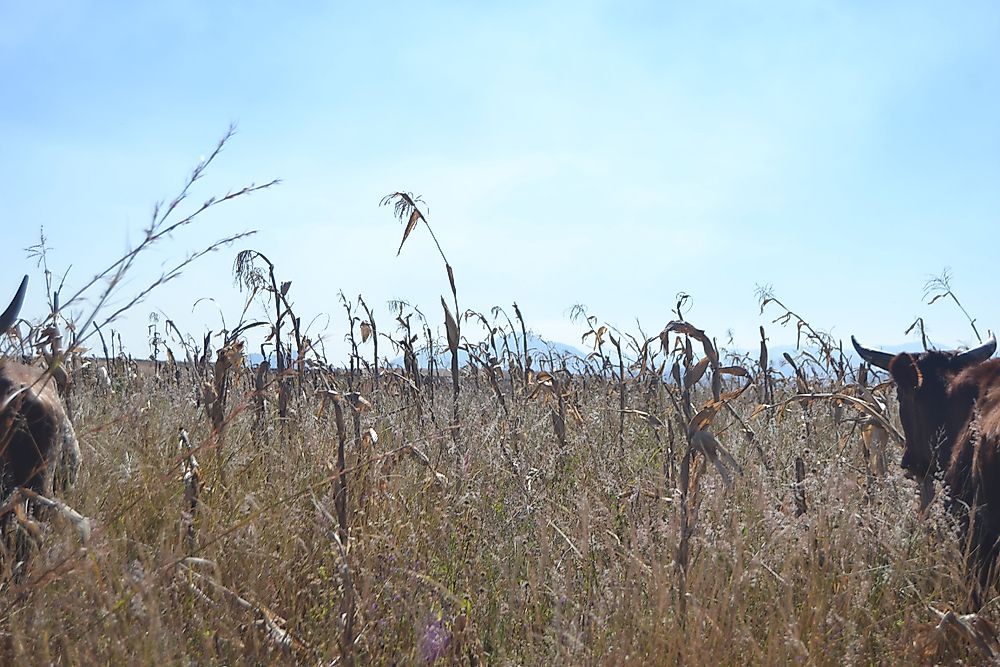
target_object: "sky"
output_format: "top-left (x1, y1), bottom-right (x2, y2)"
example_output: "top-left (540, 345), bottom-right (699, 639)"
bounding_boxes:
top-left (2, 1), bottom-right (999, 364)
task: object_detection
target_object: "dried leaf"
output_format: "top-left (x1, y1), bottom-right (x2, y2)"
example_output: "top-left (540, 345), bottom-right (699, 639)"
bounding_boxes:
top-left (441, 297), bottom-right (459, 354)
top-left (670, 361), bottom-right (682, 388)
top-left (690, 429), bottom-right (742, 488)
top-left (719, 380), bottom-right (753, 402)
top-left (446, 263), bottom-right (458, 302)
top-left (659, 330), bottom-right (670, 354)
top-left (529, 371), bottom-right (555, 401)
top-left (687, 402), bottom-right (721, 436)
top-left (663, 320), bottom-right (718, 364)
top-left (344, 392), bottom-right (372, 412)
top-left (684, 357), bottom-right (711, 389)
top-left (359, 321), bottom-right (372, 343)
top-left (862, 422), bottom-right (888, 449)
top-left (759, 326), bottom-right (769, 368)
top-left (552, 409), bottom-right (566, 444)
top-left (623, 409), bottom-right (664, 428)
top-left (397, 208), bottom-right (421, 256)
top-left (690, 431), bottom-right (732, 488)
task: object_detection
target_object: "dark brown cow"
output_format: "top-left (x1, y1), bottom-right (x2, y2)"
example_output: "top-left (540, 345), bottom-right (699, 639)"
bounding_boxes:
top-left (853, 334), bottom-right (1000, 603)
top-left (0, 276), bottom-right (80, 503)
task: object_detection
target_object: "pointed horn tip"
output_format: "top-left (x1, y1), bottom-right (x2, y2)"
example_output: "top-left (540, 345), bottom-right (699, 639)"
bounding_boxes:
top-left (0, 275), bottom-right (29, 333)
top-left (971, 333), bottom-right (995, 351)
top-left (851, 334), bottom-right (894, 370)
top-left (981, 333), bottom-right (997, 356)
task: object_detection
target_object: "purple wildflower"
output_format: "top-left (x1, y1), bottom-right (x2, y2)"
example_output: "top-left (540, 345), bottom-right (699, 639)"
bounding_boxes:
top-left (418, 615), bottom-right (451, 664)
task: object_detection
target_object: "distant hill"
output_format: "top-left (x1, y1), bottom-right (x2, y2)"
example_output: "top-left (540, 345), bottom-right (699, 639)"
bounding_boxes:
top-left (243, 333), bottom-right (585, 371)
top-left (246, 336), bottom-right (941, 376)
top-left (387, 333), bottom-right (586, 370)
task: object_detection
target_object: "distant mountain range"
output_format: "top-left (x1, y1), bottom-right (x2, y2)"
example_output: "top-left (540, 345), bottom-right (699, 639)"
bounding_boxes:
top-left (246, 336), bottom-right (950, 375)
top-left (245, 333), bottom-right (586, 370)
top-left (386, 333), bottom-right (587, 370)
top-left (385, 336), bottom-right (886, 374)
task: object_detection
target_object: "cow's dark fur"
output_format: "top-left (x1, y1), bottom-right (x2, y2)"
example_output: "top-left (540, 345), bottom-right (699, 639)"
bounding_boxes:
top-left (0, 360), bottom-right (81, 501)
top-left (0, 276), bottom-right (80, 504)
top-left (0, 278), bottom-right (81, 574)
top-left (854, 336), bottom-right (1000, 605)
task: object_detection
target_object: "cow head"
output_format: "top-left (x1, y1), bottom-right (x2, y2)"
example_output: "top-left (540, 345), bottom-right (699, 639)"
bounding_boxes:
top-left (852, 335), bottom-right (996, 479)
top-left (1, 276), bottom-right (81, 502)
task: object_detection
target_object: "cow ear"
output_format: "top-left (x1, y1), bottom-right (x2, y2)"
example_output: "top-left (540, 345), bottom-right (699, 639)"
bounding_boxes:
top-left (889, 353), bottom-right (923, 389)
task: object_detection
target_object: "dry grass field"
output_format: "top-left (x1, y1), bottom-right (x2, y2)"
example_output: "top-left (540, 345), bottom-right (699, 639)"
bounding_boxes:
top-left (1, 305), bottom-right (994, 665)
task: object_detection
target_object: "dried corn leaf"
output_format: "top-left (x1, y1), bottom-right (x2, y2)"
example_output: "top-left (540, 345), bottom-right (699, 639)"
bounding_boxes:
top-left (664, 320), bottom-right (718, 364)
top-left (862, 422), bottom-right (888, 449)
top-left (396, 208), bottom-right (421, 256)
top-left (759, 326), bottom-right (769, 365)
top-left (442, 297), bottom-right (459, 354)
top-left (622, 409), bottom-right (664, 429)
top-left (14, 488), bottom-right (91, 543)
top-left (719, 378), bottom-right (753, 402)
top-left (566, 400), bottom-right (584, 425)
top-left (690, 429), bottom-right (742, 488)
top-left (687, 402), bottom-right (722, 436)
top-left (446, 264), bottom-right (458, 302)
top-left (12, 501), bottom-right (43, 541)
top-left (551, 409), bottom-right (566, 445)
top-left (684, 357), bottom-right (711, 390)
top-left (222, 340), bottom-right (244, 367)
top-left (529, 371), bottom-right (556, 401)
top-left (582, 326), bottom-right (608, 350)
top-left (671, 361), bottom-right (682, 388)
top-left (344, 391), bottom-right (372, 412)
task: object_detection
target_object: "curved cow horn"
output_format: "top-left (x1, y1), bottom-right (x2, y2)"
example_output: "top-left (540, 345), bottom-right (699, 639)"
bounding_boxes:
top-left (0, 275), bottom-right (28, 333)
top-left (956, 334), bottom-right (997, 364)
top-left (852, 335), bottom-right (894, 370)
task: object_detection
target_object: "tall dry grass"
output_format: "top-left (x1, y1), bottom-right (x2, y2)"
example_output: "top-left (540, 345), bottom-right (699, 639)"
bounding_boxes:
top-left (0, 316), bottom-right (988, 664)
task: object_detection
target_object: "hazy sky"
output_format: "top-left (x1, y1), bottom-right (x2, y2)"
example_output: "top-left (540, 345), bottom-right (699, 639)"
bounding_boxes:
top-left (2, 1), bottom-right (999, 362)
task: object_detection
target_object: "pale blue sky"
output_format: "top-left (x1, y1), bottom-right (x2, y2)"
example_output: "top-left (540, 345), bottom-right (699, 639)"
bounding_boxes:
top-left (2, 1), bottom-right (999, 361)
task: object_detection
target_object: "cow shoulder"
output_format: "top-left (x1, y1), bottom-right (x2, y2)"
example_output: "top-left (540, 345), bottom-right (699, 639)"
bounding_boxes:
top-left (953, 360), bottom-right (1000, 436)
